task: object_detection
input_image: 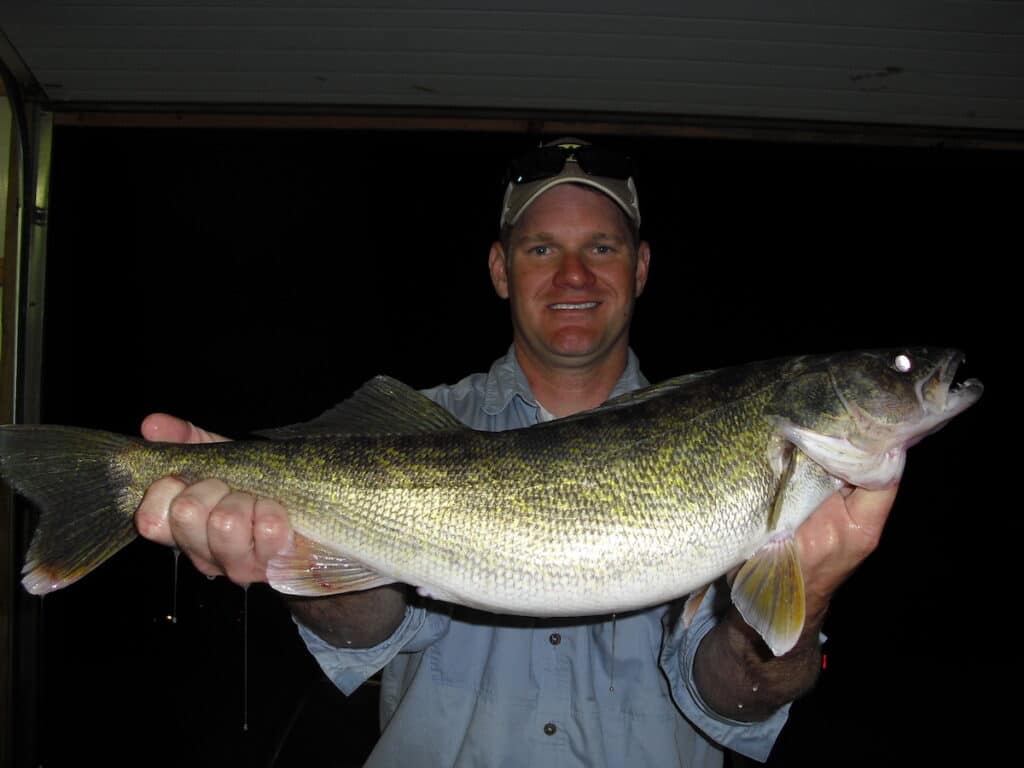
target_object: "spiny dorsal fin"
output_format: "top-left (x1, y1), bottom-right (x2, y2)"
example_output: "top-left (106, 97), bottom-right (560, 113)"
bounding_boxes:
top-left (603, 372), bottom-right (713, 408)
top-left (551, 371), bottom-right (716, 426)
top-left (255, 375), bottom-right (465, 438)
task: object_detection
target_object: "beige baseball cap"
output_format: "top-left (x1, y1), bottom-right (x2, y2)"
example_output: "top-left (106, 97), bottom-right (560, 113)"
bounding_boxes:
top-left (499, 138), bottom-right (641, 230)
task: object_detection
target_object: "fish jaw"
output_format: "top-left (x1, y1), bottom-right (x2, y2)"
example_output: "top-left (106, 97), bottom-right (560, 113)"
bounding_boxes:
top-left (906, 350), bottom-right (984, 448)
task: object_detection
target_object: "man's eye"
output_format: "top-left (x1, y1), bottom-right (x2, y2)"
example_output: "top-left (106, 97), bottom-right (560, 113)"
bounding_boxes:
top-left (530, 245), bottom-right (550, 256)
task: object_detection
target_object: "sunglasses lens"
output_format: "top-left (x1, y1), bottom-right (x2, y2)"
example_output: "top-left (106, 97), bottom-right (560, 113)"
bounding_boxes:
top-left (506, 147), bottom-right (569, 183)
top-left (505, 146), bottom-right (634, 185)
top-left (574, 147), bottom-right (634, 179)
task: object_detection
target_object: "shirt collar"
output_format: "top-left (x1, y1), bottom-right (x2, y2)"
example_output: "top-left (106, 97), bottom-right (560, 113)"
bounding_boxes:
top-left (482, 344), bottom-right (648, 417)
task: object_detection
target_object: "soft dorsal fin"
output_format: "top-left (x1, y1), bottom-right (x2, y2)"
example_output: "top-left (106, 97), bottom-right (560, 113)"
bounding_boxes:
top-left (255, 375), bottom-right (465, 438)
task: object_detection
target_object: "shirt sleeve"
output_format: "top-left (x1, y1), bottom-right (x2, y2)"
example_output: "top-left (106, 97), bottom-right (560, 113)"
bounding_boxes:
top-left (295, 602), bottom-right (451, 696)
top-left (659, 582), bottom-right (791, 762)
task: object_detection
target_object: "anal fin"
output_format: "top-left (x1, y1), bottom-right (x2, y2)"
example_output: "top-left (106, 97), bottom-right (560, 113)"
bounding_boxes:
top-left (267, 533), bottom-right (395, 596)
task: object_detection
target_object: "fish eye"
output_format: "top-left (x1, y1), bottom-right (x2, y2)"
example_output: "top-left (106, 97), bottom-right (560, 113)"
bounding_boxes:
top-left (892, 353), bottom-right (913, 373)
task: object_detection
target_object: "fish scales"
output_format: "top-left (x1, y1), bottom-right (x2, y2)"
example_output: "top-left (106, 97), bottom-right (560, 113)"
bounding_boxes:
top-left (110, 381), bottom-right (785, 615)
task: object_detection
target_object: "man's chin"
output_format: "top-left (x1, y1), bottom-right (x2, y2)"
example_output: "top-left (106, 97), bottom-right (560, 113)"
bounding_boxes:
top-left (544, 339), bottom-right (616, 368)
top-left (546, 337), bottom-right (601, 360)
top-left (514, 326), bottom-right (626, 369)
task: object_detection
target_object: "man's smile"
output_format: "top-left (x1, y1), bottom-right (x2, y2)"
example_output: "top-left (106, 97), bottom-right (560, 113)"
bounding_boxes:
top-left (548, 301), bottom-right (600, 310)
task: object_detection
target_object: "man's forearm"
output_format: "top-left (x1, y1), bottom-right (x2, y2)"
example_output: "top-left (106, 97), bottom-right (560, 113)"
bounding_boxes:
top-left (693, 607), bottom-right (822, 722)
top-left (287, 584), bottom-right (410, 648)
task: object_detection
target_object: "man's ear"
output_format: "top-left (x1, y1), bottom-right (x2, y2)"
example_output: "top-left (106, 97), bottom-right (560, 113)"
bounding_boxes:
top-left (489, 241), bottom-right (510, 299)
top-left (634, 241), bottom-right (651, 297)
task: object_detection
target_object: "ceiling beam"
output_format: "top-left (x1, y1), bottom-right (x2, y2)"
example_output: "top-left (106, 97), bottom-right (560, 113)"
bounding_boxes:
top-left (50, 105), bottom-right (1024, 152)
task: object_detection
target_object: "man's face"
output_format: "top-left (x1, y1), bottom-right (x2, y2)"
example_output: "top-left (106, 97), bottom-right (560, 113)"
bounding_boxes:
top-left (489, 184), bottom-right (650, 371)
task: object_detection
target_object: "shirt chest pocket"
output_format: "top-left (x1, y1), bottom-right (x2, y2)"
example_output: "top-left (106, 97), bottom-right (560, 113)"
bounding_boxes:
top-left (428, 613), bottom-right (543, 700)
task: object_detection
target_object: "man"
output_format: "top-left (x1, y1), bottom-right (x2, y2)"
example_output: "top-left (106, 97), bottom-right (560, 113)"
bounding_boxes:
top-left (135, 138), bottom-right (897, 765)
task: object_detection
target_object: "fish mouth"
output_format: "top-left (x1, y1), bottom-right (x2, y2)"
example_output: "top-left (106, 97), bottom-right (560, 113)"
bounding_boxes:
top-left (909, 350), bottom-right (983, 446)
top-left (921, 350), bottom-right (984, 417)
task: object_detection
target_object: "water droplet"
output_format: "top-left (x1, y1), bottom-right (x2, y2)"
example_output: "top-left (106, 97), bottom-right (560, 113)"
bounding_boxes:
top-left (609, 613), bottom-right (618, 693)
top-left (242, 582), bottom-right (249, 733)
top-left (170, 548), bottom-right (180, 623)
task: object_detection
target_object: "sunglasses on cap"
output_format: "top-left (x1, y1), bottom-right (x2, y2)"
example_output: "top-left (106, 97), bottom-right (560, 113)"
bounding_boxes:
top-left (504, 144), bottom-right (636, 186)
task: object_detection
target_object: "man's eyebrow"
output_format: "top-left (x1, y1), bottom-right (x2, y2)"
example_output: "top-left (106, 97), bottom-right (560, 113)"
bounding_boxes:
top-left (513, 231), bottom-right (627, 245)
top-left (514, 231), bottom-right (556, 244)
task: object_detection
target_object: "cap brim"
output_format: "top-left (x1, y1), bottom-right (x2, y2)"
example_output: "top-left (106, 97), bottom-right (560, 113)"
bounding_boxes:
top-left (500, 164), bottom-right (640, 229)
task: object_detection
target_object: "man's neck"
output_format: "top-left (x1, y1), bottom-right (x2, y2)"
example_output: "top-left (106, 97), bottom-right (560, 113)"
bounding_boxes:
top-left (514, 343), bottom-right (628, 419)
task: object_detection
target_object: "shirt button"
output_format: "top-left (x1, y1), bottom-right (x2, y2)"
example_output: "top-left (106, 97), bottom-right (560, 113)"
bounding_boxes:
top-left (548, 633), bottom-right (561, 646)
top-left (543, 723), bottom-right (557, 736)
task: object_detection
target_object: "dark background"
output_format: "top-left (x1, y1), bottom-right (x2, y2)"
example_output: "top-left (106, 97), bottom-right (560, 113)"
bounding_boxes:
top-left (16, 126), bottom-right (1014, 766)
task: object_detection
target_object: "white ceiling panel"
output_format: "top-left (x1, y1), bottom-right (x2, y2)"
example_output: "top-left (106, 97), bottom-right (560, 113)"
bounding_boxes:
top-left (1, 0), bottom-right (1022, 132)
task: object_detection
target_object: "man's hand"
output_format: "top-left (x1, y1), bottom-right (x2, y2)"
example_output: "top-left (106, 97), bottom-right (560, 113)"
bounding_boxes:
top-left (134, 413), bottom-right (292, 586)
top-left (133, 413), bottom-right (408, 647)
top-left (694, 485), bottom-right (898, 721)
top-left (796, 484), bottom-right (898, 628)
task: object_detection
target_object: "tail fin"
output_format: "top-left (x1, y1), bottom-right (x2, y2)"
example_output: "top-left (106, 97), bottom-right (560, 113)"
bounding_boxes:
top-left (0, 425), bottom-right (140, 594)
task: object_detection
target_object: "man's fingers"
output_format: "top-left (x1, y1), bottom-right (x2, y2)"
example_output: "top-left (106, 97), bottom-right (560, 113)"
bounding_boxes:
top-left (206, 491), bottom-right (263, 583)
top-left (141, 413), bottom-right (229, 444)
top-left (135, 414), bottom-right (288, 584)
top-left (167, 478), bottom-right (233, 572)
top-left (844, 485), bottom-right (899, 535)
top-left (252, 498), bottom-right (292, 565)
top-left (135, 476), bottom-right (188, 546)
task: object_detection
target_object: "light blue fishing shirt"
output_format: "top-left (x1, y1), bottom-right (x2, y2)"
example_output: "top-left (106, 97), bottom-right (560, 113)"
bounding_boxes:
top-left (296, 346), bottom-right (790, 767)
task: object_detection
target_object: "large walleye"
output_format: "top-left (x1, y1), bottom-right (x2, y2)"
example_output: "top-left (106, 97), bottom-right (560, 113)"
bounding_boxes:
top-left (0, 348), bottom-right (982, 655)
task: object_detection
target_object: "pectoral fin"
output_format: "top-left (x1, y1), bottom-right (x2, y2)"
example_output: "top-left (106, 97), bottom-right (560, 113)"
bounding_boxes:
top-left (731, 535), bottom-right (805, 657)
top-left (681, 584), bottom-right (711, 628)
top-left (267, 534), bottom-right (395, 596)
top-left (769, 417), bottom-right (905, 489)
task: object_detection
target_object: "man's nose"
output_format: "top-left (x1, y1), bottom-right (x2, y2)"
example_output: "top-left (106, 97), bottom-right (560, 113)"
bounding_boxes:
top-left (554, 252), bottom-right (596, 288)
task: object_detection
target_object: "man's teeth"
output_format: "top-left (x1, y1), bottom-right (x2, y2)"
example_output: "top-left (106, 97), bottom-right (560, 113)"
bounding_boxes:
top-left (550, 302), bottom-right (599, 310)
